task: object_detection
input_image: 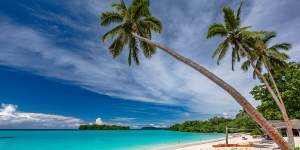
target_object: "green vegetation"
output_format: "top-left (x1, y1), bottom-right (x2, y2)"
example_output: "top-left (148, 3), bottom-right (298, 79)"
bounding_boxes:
top-left (101, 0), bottom-right (294, 148)
top-left (169, 111), bottom-right (262, 135)
top-left (251, 62), bottom-right (300, 120)
top-left (169, 62), bottom-right (300, 136)
top-left (169, 117), bottom-right (231, 133)
top-left (79, 124), bottom-right (129, 130)
top-left (207, 0), bottom-right (294, 147)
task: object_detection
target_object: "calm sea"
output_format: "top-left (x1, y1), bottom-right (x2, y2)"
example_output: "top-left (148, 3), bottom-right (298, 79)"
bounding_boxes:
top-left (0, 130), bottom-right (223, 150)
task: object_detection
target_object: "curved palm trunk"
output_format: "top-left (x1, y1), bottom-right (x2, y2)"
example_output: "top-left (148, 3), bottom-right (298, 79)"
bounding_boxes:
top-left (237, 42), bottom-right (294, 149)
top-left (263, 58), bottom-right (295, 148)
top-left (132, 33), bottom-right (289, 150)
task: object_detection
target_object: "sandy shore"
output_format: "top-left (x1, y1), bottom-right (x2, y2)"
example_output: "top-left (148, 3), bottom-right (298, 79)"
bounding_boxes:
top-left (154, 134), bottom-right (300, 150)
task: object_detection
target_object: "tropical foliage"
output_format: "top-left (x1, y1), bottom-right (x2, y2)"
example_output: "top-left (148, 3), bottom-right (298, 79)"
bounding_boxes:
top-left (251, 62), bottom-right (300, 120)
top-left (170, 62), bottom-right (300, 137)
top-left (169, 117), bottom-right (232, 133)
top-left (207, 1), bottom-right (294, 148)
top-left (101, 0), bottom-right (291, 149)
top-left (207, 0), bottom-right (253, 70)
top-left (169, 111), bottom-right (262, 135)
top-left (241, 32), bottom-right (290, 79)
top-left (101, 0), bottom-right (162, 65)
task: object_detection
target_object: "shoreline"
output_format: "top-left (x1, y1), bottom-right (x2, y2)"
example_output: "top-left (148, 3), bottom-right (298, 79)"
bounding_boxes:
top-left (153, 134), bottom-right (240, 150)
top-left (153, 134), bottom-right (300, 150)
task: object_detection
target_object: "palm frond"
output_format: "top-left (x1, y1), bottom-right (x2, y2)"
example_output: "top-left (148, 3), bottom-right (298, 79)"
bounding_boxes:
top-left (241, 60), bottom-right (250, 71)
top-left (102, 24), bottom-right (124, 42)
top-left (269, 43), bottom-right (291, 51)
top-left (213, 40), bottom-right (229, 65)
top-left (128, 43), bottom-right (132, 65)
top-left (231, 45), bottom-right (242, 70)
top-left (207, 24), bottom-right (228, 38)
top-left (136, 22), bottom-right (150, 38)
top-left (240, 30), bottom-right (264, 40)
top-left (140, 41), bottom-right (155, 58)
top-left (131, 39), bottom-right (140, 65)
top-left (267, 50), bottom-right (289, 61)
top-left (101, 12), bottom-right (123, 26)
top-left (212, 40), bottom-right (228, 58)
top-left (266, 55), bottom-right (288, 71)
top-left (140, 16), bottom-right (162, 33)
top-left (253, 58), bottom-right (263, 79)
top-left (236, 0), bottom-right (244, 25)
top-left (111, 0), bottom-right (127, 11)
top-left (131, 0), bottom-right (150, 8)
top-left (128, 37), bottom-right (139, 65)
top-left (223, 7), bottom-right (238, 31)
top-left (261, 31), bottom-right (276, 43)
top-left (130, 0), bottom-right (151, 19)
top-left (240, 26), bottom-right (251, 31)
top-left (132, 49), bottom-right (140, 64)
top-left (236, 46), bottom-right (241, 61)
top-left (109, 33), bottom-right (128, 58)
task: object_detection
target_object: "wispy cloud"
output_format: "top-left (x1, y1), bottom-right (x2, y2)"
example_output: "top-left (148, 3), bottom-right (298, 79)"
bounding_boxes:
top-left (0, 104), bottom-right (83, 129)
top-left (110, 117), bottom-right (136, 122)
top-left (0, 0), bottom-right (299, 119)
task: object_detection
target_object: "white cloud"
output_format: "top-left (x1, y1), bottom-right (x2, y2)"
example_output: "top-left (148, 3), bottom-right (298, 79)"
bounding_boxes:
top-left (110, 117), bottom-right (136, 122)
top-left (95, 118), bottom-right (103, 125)
top-left (148, 123), bottom-right (168, 128)
top-left (0, 104), bottom-right (83, 129)
top-left (0, 0), bottom-right (299, 120)
top-left (222, 112), bottom-right (229, 119)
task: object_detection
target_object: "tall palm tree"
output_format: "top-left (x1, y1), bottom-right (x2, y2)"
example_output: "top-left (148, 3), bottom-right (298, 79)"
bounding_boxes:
top-left (241, 32), bottom-right (295, 147)
top-left (101, 0), bottom-right (161, 65)
top-left (207, 1), bottom-right (294, 148)
top-left (241, 32), bottom-right (290, 79)
top-left (101, 0), bottom-right (289, 149)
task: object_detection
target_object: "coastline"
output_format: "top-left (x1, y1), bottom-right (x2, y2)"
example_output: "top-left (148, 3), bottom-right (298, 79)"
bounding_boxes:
top-left (152, 133), bottom-right (300, 150)
top-left (153, 134), bottom-right (239, 150)
top-left (153, 134), bottom-right (300, 150)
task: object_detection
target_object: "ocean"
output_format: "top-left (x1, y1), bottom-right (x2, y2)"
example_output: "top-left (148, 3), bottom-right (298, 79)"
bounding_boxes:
top-left (0, 130), bottom-right (223, 150)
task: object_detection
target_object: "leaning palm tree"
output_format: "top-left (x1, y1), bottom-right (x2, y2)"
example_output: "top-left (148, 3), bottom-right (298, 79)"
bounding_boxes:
top-left (241, 32), bottom-right (290, 79)
top-left (101, 0), bottom-right (159, 65)
top-left (207, 1), bottom-right (293, 148)
top-left (101, 0), bottom-right (289, 149)
top-left (241, 32), bottom-right (295, 147)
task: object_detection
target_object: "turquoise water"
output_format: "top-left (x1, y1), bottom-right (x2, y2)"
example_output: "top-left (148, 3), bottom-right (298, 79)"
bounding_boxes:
top-left (0, 130), bottom-right (223, 150)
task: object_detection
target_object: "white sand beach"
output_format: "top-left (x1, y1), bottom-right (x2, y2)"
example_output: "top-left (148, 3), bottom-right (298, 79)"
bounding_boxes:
top-left (155, 134), bottom-right (300, 150)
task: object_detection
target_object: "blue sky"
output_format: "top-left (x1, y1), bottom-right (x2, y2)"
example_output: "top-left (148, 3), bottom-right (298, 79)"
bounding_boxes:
top-left (0, 0), bottom-right (299, 129)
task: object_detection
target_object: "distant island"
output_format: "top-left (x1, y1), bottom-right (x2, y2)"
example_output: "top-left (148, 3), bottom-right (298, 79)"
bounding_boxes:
top-left (79, 124), bottom-right (129, 130)
top-left (141, 127), bottom-right (167, 130)
top-left (79, 118), bottom-right (129, 130)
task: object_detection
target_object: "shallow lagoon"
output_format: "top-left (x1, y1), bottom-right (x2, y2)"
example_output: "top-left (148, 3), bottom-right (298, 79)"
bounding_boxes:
top-left (0, 130), bottom-right (223, 150)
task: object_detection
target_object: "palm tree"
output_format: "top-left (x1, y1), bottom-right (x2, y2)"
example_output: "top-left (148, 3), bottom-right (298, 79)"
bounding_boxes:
top-left (207, 1), bottom-right (293, 148)
top-left (101, 0), bottom-right (289, 149)
top-left (241, 32), bottom-right (290, 78)
top-left (101, 0), bottom-right (161, 65)
top-left (241, 32), bottom-right (295, 147)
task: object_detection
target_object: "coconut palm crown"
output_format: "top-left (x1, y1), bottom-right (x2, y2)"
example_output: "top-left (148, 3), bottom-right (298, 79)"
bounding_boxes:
top-left (101, 0), bottom-right (162, 65)
top-left (241, 31), bottom-right (291, 78)
top-left (207, 2), bottom-right (294, 148)
top-left (207, 1), bottom-right (259, 70)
